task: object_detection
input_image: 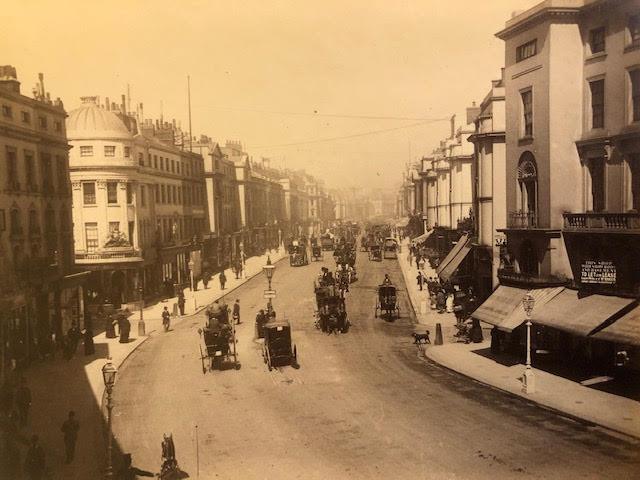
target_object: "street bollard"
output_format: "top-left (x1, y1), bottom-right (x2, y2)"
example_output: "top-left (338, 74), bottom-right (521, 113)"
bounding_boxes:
top-left (435, 323), bottom-right (443, 345)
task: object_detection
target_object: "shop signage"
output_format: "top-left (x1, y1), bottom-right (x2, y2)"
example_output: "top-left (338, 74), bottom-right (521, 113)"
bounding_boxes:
top-left (263, 290), bottom-right (277, 299)
top-left (581, 260), bottom-right (616, 285)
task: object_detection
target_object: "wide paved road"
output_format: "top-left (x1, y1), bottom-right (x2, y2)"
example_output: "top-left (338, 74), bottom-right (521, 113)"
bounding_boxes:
top-left (113, 249), bottom-right (640, 479)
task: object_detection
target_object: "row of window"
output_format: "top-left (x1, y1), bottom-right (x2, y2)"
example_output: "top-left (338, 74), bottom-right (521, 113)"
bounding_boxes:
top-left (83, 221), bottom-right (135, 252)
top-left (77, 144), bottom-right (204, 179)
top-left (1, 104), bottom-right (63, 132)
top-left (82, 182), bottom-right (134, 205)
top-left (138, 151), bottom-right (203, 178)
top-left (154, 183), bottom-right (205, 207)
top-left (518, 69), bottom-right (640, 138)
top-left (515, 14), bottom-right (640, 63)
top-left (0, 206), bottom-right (70, 236)
top-left (80, 145), bottom-right (130, 158)
top-left (4, 146), bottom-right (68, 194)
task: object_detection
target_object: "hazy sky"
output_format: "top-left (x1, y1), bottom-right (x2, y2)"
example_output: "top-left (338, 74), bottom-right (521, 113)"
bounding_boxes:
top-left (3, 0), bottom-right (536, 190)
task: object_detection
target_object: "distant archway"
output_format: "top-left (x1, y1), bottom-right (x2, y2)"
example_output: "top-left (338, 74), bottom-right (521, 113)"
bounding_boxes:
top-left (518, 152), bottom-right (538, 226)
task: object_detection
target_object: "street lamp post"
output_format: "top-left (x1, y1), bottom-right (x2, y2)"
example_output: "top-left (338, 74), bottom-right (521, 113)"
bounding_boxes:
top-left (188, 259), bottom-right (196, 312)
top-left (102, 359), bottom-right (118, 479)
top-left (262, 256), bottom-right (276, 312)
top-left (521, 292), bottom-right (536, 394)
top-left (138, 285), bottom-right (145, 336)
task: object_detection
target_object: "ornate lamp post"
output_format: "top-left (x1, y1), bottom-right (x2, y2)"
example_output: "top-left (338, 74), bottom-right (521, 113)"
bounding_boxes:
top-left (102, 359), bottom-right (118, 479)
top-left (521, 292), bottom-right (536, 394)
top-left (262, 256), bottom-right (276, 312)
top-left (188, 259), bottom-right (196, 311)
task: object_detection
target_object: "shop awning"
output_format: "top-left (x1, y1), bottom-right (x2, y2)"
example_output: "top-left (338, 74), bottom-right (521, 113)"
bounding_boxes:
top-left (472, 285), bottom-right (564, 332)
top-left (591, 306), bottom-right (640, 346)
top-left (533, 290), bottom-right (635, 337)
top-left (411, 229), bottom-right (433, 244)
top-left (436, 233), bottom-right (472, 281)
top-left (61, 270), bottom-right (91, 289)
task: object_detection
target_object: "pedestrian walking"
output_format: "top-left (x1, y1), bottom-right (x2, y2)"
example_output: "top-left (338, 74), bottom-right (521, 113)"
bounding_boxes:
top-left (416, 271), bottom-right (424, 291)
top-left (119, 315), bottom-right (131, 343)
top-left (61, 410), bottom-right (79, 464)
top-left (202, 270), bottom-right (211, 289)
top-left (219, 271), bottom-right (227, 290)
top-left (177, 292), bottom-right (186, 316)
top-left (15, 377), bottom-right (31, 427)
top-left (24, 435), bottom-right (46, 480)
top-left (233, 299), bottom-right (241, 325)
top-left (162, 306), bottom-right (171, 332)
top-left (83, 327), bottom-right (95, 356)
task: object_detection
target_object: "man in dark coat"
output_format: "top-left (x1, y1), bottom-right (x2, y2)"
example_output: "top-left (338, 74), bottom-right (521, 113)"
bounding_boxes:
top-left (233, 299), bottom-right (241, 325)
top-left (61, 410), bottom-right (79, 463)
top-left (177, 292), bottom-right (186, 316)
top-left (219, 271), bottom-right (227, 290)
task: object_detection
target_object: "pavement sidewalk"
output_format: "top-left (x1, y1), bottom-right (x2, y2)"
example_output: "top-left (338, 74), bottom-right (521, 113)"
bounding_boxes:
top-left (13, 245), bottom-right (287, 479)
top-left (396, 237), bottom-right (460, 336)
top-left (425, 341), bottom-right (640, 439)
top-left (397, 238), bottom-right (640, 440)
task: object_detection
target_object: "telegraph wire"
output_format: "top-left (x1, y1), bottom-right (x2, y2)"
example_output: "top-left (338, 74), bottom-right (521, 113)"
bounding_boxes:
top-left (249, 118), bottom-right (448, 149)
top-left (194, 104), bottom-right (444, 122)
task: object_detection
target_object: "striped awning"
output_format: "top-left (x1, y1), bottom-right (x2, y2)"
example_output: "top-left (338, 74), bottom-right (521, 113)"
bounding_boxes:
top-left (436, 233), bottom-right (472, 281)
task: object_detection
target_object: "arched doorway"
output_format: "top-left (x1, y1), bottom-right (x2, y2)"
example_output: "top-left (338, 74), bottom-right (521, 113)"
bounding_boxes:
top-left (518, 152), bottom-right (538, 227)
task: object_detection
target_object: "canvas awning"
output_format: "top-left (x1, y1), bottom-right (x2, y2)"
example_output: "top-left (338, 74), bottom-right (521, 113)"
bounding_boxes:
top-left (472, 285), bottom-right (564, 332)
top-left (591, 305), bottom-right (640, 346)
top-left (436, 233), bottom-right (473, 282)
top-left (411, 229), bottom-right (433, 244)
top-left (533, 289), bottom-right (635, 337)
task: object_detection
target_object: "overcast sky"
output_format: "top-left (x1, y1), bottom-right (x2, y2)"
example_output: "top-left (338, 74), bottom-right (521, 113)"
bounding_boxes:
top-left (3, 0), bottom-right (536, 190)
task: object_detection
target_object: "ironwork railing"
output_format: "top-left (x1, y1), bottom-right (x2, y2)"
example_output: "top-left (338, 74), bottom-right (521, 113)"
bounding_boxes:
top-left (75, 248), bottom-right (141, 261)
top-left (508, 211), bottom-right (538, 229)
top-left (563, 212), bottom-right (640, 231)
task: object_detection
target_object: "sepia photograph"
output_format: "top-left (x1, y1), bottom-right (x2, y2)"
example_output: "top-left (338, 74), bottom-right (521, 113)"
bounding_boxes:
top-left (1, 0), bottom-right (639, 478)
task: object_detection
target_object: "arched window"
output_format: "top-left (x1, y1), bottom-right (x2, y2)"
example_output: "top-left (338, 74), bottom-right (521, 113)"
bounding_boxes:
top-left (517, 152), bottom-right (538, 227)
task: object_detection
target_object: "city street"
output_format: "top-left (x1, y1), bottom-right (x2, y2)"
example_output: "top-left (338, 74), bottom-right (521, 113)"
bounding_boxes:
top-left (112, 252), bottom-right (640, 480)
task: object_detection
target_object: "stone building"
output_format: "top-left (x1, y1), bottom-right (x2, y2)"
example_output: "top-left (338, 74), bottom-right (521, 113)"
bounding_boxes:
top-left (67, 98), bottom-right (208, 307)
top-left (0, 66), bottom-right (84, 372)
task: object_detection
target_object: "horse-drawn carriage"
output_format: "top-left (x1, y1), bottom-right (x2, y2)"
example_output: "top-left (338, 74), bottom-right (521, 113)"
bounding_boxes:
top-left (375, 283), bottom-right (400, 319)
top-left (198, 301), bottom-right (239, 372)
top-left (368, 244), bottom-right (382, 261)
top-left (311, 244), bottom-right (323, 261)
top-left (383, 237), bottom-right (400, 259)
top-left (262, 320), bottom-right (298, 370)
top-left (320, 235), bottom-right (335, 251)
top-left (314, 284), bottom-right (349, 334)
top-left (289, 244), bottom-right (309, 266)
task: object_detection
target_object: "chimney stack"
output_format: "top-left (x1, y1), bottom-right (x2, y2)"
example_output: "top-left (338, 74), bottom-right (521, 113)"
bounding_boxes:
top-left (121, 94), bottom-right (126, 115)
top-left (450, 114), bottom-right (456, 139)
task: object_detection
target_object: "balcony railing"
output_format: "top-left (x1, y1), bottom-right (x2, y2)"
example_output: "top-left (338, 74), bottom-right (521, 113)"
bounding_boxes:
top-left (563, 212), bottom-right (640, 232)
top-left (498, 268), bottom-right (567, 288)
top-left (507, 211), bottom-right (538, 229)
top-left (75, 247), bottom-right (142, 261)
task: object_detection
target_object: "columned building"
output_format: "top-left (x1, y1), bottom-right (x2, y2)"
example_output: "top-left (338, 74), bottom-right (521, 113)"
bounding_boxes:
top-left (468, 77), bottom-right (507, 300)
top-left (474, 0), bottom-right (640, 370)
top-left (67, 97), bottom-right (208, 307)
top-left (1, 66), bottom-right (84, 372)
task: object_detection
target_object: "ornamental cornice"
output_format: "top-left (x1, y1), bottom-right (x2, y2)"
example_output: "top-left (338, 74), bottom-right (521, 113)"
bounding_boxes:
top-left (496, 7), bottom-right (582, 40)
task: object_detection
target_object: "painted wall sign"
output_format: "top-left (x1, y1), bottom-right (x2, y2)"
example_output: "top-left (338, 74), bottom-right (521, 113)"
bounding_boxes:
top-left (581, 260), bottom-right (616, 285)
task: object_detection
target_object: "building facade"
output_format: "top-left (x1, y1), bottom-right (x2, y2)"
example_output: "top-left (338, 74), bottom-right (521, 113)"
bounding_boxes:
top-left (468, 77), bottom-right (507, 300)
top-left (67, 98), bottom-right (208, 307)
top-left (1, 66), bottom-right (84, 373)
